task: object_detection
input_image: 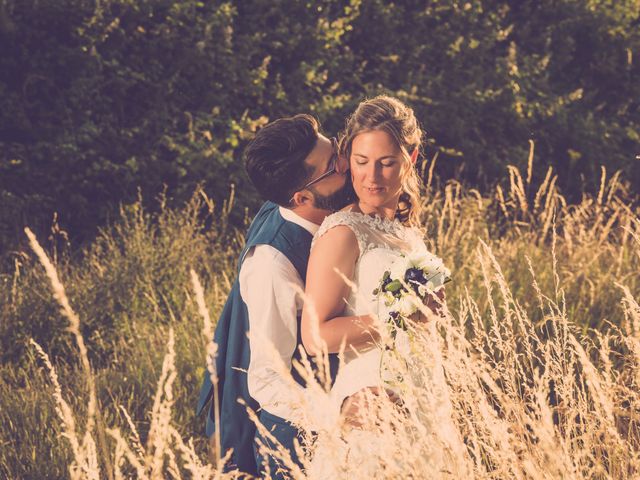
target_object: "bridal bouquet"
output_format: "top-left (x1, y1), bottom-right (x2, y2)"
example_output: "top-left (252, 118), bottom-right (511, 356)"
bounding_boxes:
top-left (373, 250), bottom-right (451, 341)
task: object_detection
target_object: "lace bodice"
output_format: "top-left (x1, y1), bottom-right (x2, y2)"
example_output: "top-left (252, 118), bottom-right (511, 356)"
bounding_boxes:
top-left (312, 209), bottom-right (426, 320)
top-left (313, 210), bottom-right (422, 257)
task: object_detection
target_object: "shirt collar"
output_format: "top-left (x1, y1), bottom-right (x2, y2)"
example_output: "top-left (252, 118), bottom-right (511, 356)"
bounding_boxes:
top-left (279, 206), bottom-right (320, 235)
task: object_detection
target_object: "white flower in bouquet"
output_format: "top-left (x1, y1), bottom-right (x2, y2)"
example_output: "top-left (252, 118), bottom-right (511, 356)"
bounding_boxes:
top-left (397, 295), bottom-right (419, 317)
top-left (373, 249), bottom-right (452, 340)
top-left (390, 254), bottom-right (413, 280)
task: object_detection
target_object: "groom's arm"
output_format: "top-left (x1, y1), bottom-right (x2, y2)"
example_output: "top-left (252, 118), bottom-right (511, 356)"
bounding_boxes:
top-left (239, 244), bottom-right (306, 420)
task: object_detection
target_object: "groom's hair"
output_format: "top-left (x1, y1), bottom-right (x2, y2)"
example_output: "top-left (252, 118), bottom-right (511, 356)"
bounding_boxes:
top-left (244, 114), bottom-right (318, 206)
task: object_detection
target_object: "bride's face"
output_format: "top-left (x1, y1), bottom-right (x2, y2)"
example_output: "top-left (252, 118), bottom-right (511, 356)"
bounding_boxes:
top-left (349, 129), bottom-right (404, 211)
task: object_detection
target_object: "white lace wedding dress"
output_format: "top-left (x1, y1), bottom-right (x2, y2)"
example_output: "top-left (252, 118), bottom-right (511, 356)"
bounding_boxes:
top-left (305, 210), bottom-right (468, 479)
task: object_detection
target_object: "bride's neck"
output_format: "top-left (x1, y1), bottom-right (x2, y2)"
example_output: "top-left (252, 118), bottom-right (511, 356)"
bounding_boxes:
top-left (353, 201), bottom-right (398, 220)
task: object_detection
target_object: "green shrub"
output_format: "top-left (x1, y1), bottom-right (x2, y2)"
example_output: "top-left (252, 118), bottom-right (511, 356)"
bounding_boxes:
top-left (1, 0), bottom-right (638, 250)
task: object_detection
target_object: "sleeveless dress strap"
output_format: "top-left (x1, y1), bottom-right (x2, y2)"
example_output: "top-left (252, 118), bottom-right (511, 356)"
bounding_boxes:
top-left (312, 211), bottom-right (368, 254)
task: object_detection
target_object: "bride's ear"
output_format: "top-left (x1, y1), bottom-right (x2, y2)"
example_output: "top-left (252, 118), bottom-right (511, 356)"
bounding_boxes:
top-left (410, 147), bottom-right (419, 165)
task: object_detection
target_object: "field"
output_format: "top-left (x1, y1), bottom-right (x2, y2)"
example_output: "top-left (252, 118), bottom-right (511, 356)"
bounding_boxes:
top-left (1, 156), bottom-right (639, 479)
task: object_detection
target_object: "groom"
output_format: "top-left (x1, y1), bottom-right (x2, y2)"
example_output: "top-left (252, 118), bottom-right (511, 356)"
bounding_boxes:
top-left (196, 114), bottom-right (352, 477)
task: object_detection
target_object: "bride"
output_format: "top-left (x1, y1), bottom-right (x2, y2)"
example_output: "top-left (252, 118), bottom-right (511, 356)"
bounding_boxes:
top-left (300, 96), bottom-right (467, 478)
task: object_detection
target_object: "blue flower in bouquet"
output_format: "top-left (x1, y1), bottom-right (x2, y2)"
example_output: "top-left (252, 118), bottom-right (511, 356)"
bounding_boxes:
top-left (389, 250), bottom-right (450, 293)
top-left (374, 250), bottom-right (451, 337)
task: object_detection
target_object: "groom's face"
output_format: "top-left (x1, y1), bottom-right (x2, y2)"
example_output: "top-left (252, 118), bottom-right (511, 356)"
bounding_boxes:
top-left (301, 135), bottom-right (353, 212)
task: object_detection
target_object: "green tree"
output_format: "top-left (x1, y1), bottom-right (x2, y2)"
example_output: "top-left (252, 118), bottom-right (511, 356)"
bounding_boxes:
top-left (1, 0), bottom-right (638, 253)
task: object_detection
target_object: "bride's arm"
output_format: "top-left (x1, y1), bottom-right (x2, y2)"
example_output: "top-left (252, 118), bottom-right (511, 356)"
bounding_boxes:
top-left (301, 225), bottom-right (380, 356)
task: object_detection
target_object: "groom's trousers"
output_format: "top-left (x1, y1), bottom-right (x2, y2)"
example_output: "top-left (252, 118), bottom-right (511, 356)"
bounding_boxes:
top-left (253, 410), bottom-right (308, 479)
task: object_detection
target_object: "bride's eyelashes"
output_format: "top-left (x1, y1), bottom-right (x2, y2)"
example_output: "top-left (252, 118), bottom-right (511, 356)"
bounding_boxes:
top-left (352, 159), bottom-right (398, 167)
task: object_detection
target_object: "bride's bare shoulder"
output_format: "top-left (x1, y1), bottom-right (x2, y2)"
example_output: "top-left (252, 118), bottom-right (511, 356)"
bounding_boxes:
top-left (308, 226), bottom-right (359, 275)
top-left (311, 214), bottom-right (359, 257)
top-left (314, 223), bottom-right (358, 247)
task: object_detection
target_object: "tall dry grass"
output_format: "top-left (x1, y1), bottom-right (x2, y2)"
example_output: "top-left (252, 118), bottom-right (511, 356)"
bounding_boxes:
top-left (1, 151), bottom-right (639, 478)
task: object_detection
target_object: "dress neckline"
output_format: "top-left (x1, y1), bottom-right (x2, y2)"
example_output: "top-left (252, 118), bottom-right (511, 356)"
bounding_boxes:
top-left (342, 207), bottom-right (404, 232)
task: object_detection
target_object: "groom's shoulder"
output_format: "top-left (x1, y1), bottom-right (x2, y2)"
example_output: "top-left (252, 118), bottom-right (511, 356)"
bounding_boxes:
top-left (247, 203), bottom-right (312, 248)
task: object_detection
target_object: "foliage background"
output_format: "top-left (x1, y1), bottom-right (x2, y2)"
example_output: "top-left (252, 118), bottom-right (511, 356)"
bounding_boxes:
top-left (1, 0), bottom-right (639, 252)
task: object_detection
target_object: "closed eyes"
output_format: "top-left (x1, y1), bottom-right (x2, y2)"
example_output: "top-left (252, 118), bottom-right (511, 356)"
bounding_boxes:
top-left (354, 159), bottom-right (397, 167)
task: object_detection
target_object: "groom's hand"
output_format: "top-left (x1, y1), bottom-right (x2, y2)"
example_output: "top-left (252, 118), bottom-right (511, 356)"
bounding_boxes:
top-left (341, 387), bottom-right (404, 427)
top-left (411, 288), bottom-right (446, 323)
top-left (425, 288), bottom-right (446, 315)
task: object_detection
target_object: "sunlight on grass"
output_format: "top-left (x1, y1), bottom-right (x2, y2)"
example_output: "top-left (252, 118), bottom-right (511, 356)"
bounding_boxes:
top-left (1, 156), bottom-right (639, 478)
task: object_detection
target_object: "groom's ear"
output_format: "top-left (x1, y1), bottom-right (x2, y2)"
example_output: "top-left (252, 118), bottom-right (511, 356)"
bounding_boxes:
top-left (410, 147), bottom-right (419, 165)
top-left (290, 191), bottom-right (312, 207)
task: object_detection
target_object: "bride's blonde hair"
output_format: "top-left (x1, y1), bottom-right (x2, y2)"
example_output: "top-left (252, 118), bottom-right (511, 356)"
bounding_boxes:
top-left (340, 95), bottom-right (424, 228)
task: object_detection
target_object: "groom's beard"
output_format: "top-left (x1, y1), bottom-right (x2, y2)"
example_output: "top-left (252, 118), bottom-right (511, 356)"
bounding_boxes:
top-left (310, 178), bottom-right (355, 212)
